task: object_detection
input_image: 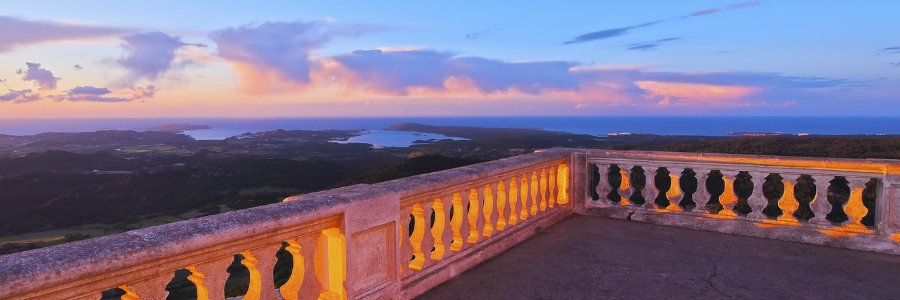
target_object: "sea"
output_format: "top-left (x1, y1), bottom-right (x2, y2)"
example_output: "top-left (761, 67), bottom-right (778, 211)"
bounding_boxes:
top-left (0, 116), bottom-right (897, 148)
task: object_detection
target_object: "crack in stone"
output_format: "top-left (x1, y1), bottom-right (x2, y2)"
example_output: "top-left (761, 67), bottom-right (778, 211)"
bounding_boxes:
top-left (704, 250), bottom-right (731, 298)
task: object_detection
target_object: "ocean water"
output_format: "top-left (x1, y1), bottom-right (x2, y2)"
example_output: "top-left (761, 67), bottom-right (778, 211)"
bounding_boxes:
top-left (0, 117), bottom-right (897, 147)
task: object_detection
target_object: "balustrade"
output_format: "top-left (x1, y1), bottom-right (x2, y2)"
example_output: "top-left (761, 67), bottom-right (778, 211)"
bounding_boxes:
top-left (1, 149), bottom-right (897, 300)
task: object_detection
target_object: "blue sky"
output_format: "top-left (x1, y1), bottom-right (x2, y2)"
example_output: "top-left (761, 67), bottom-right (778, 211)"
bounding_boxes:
top-left (1, 1), bottom-right (898, 117)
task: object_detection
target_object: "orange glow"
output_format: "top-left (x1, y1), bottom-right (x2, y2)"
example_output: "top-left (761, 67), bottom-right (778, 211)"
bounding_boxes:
top-left (776, 181), bottom-right (799, 224)
top-left (496, 181), bottom-right (508, 231)
top-left (717, 176), bottom-right (738, 218)
top-left (431, 198), bottom-right (447, 260)
top-left (619, 169), bottom-right (630, 191)
top-left (408, 203), bottom-right (426, 270)
top-left (316, 228), bottom-right (346, 300)
top-left (508, 178), bottom-right (519, 225)
top-left (119, 284), bottom-right (139, 300)
top-left (892, 233), bottom-right (900, 243)
top-left (556, 162), bottom-right (570, 205)
top-left (449, 192), bottom-right (465, 252)
top-left (239, 250), bottom-right (262, 300)
top-left (482, 184), bottom-right (495, 237)
top-left (280, 239), bottom-right (305, 300)
top-left (634, 80), bottom-right (759, 106)
top-left (185, 266), bottom-right (209, 300)
top-left (466, 188), bottom-right (480, 244)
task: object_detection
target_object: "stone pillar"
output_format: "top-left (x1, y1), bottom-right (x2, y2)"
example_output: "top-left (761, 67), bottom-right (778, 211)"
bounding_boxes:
top-left (693, 169), bottom-right (712, 213)
top-left (809, 175), bottom-right (834, 226)
top-left (748, 172), bottom-right (770, 220)
top-left (643, 166), bottom-right (659, 209)
top-left (195, 257), bottom-right (234, 300)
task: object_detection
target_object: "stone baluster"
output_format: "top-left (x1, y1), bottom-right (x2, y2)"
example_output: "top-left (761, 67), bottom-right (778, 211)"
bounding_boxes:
top-left (121, 272), bottom-right (171, 300)
top-left (844, 177), bottom-right (873, 231)
top-left (539, 167), bottom-right (549, 212)
top-left (747, 172), bottom-right (770, 219)
top-left (297, 234), bottom-right (322, 298)
top-left (247, 244), bottom-right (284, 300)
top-left (399, 205), bottom-right (414, 273)
top-left (618, 164), bottom-right (633, 205)
top-left (419, 201), bottom-right (436, 269)
top-left (809, 175), bottom-right (834, 226)
top-left (277, 239), bottom-right (305, 300)
top-left (666, 167), bottom-right (685, 211)
top-left (434, 194), bottom-right (453, 260)
top-left (557, 162), bottom-right (570, 205)
top-left (507, 177), bottom-right (519, 226)
top-left (496, 180), bottom-right (508, 231)
top-left (777, 175), bottom-right (800, 223)
top-left (692, 168), bottom-right (712, 213)
top-left (519, 173), bottom-right (530, 221)
top-left (549, 165), bottom-right (558, 208)
top-left (530, 170), bottom-right (539, 216)
top-left (643, 166), bottom-right (659, 209)
top-left (451, 191), bottom-right (470, 252)
top-left (466, 187), bottom-right (482, 245)
top-left (719, 170), bottom-right (740, 217)
top-left (481, 183), bottom-right (496, 238)
top-left (193, 257), bottom-right (233, 300)
top-left (593, 163), bottom-right (611, 203)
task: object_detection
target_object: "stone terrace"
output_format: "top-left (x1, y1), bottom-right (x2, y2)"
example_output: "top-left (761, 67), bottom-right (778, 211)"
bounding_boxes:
top-left (421, 215), bottom-right (900, 299)
top-left (0, 149), bottom-right (897, 299)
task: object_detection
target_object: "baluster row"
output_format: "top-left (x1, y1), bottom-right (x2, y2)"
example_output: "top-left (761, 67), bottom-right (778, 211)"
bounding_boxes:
top-left (99, 228), bottom-right (346, 300)
top-left (588, 162), bottom-right (876, 231)
top-left (401, 161), bottom-right (569, 273)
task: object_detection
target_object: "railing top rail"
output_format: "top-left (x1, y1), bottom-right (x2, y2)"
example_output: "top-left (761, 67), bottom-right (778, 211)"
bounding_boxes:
top-left (581, 149), bottom-right (899, 175)
top-left (0, 148), bottom-right (573, 298)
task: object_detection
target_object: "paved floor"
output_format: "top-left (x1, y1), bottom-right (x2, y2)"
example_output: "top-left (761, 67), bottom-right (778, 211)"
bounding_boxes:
top-left (419, 215), bottom-right (900, 300)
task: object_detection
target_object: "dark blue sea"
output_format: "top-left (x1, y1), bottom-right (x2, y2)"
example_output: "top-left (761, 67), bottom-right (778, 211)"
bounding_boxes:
top-left (1, 117), bottom-right (897, 147)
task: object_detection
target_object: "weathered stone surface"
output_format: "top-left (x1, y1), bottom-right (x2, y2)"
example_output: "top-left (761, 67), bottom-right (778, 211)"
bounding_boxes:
top-left (420, 215), bottom-right (900, 300)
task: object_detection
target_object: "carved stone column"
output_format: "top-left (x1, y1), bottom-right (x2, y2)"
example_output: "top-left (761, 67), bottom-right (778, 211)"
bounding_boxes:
top-left (809, 175), bottom-right (834, 226)
top-left (693, 169), bottom-right (712, 213)
top-left (643, 166), bottom-right (659, 209)
top-left (747, 172), bottom-right (770, 220)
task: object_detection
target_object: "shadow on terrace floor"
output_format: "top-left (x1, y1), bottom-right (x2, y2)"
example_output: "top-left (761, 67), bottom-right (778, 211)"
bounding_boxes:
top-left (419, 214), bottom-right (900, 299)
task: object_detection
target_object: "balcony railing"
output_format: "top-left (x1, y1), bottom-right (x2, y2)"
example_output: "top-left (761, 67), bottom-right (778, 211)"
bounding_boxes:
top-left (0, 149), bottom-right (897, 299)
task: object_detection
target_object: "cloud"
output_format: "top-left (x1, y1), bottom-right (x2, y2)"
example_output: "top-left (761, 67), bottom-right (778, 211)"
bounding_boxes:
top-left (118, 31), bottom-right (202, 81)
top-left (564, 21), bottom-right (661, 44)
top-left (465, 30), bottom-right (490, 40)
top-left (232, 46), bottom-right (850, 110)
top-left (20, 62), bottom-right (60, 90)
top-left (891, 62), bottom-right (900, 67)
top-left (0, 89), bottom-right (39, 103)
top-left (567, 1), bottom-right (763, 44)
top-left (329, 49), bottom-right (585, 95)
top-left (55, 85), bottom-right (157, 102)
top-left (210, 20), bottom-right (378, 91)
top-left (685, 1), bottom-right (763, 18)
top-left (73, 64), bottom-right (83, 70)
top-left (625, 37), bottom-right (681, 51)
top-left (0, 16), bottom-right (131, 52)
top-left (877, 46), bottom-right (900, 55)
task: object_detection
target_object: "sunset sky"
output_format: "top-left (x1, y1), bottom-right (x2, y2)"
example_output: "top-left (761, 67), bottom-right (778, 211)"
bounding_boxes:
top-left (1, 1), bottom-right (899, 118)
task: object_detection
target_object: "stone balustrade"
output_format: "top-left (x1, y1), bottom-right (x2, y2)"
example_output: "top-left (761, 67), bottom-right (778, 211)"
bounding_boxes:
top-left (578, 150), bottom-right (900, 254)
top-left (0, 149), bottom-right (575, 300)
top-left (0, 149), bottom-right (898, 299)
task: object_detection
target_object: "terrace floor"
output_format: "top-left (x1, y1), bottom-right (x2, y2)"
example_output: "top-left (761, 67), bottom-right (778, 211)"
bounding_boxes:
top-left (419, 214), bottom-right (900, 300)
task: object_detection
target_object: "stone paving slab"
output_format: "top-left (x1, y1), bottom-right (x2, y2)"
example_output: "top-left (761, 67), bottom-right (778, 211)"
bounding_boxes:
top-left (419, 215), bottom-right (900, 300)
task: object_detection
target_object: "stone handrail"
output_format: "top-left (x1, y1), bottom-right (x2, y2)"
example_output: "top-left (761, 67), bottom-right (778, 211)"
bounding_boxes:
top-left (576, 149), bottom-right (900, 255)
top-left (0, 149), bottom-right (575, 300)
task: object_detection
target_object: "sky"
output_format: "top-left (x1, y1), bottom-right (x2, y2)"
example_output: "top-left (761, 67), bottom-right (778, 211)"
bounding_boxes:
top-left (1, 1), bottom-right (899, 118)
